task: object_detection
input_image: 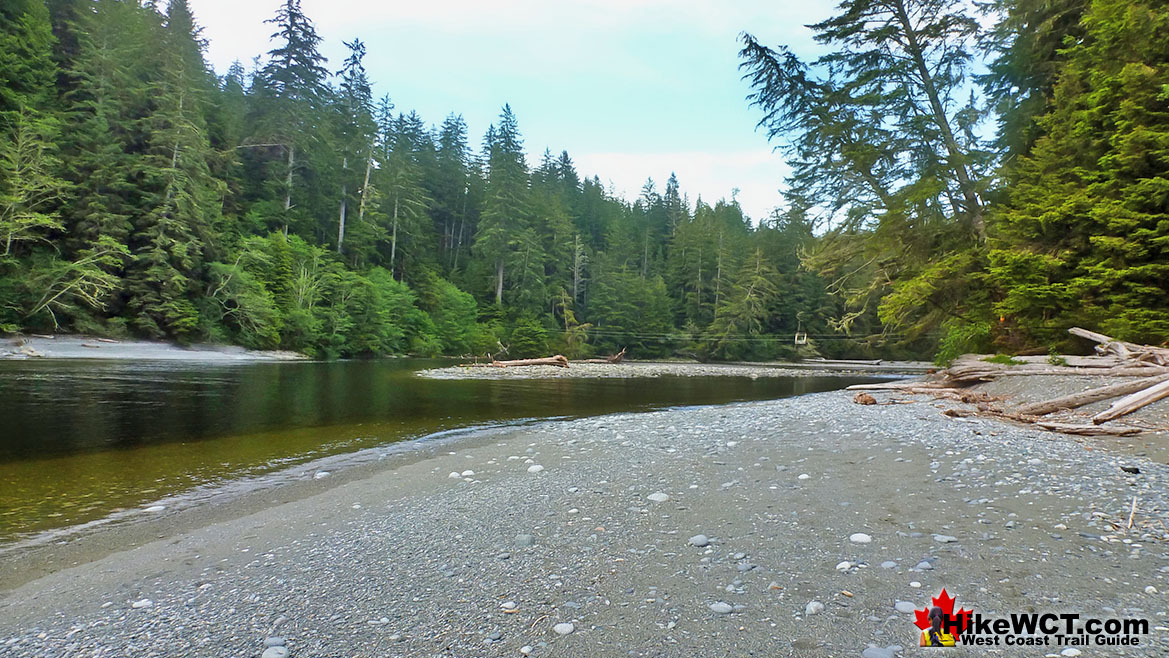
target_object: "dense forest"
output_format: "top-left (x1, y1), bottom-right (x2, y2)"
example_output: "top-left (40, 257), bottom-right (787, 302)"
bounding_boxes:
top-left (1, 0), bottom-right (1166, 362)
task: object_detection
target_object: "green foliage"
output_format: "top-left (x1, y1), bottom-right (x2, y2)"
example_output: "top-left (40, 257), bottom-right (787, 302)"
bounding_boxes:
top-left (934, 318), bottom-right (993, 367)
top-left (507, 314), bottom-right (548, 359)
top-left (988, 0), bottom-right (1169, 346)
top-left (983, 354), bottom-right (1025, 365)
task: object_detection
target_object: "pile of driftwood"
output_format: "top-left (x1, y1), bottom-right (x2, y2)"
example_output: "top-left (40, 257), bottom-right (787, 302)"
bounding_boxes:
top-left (849, 327), bottom-right (1169, 437)
top-left (460, 347), bottom-right (626, 369)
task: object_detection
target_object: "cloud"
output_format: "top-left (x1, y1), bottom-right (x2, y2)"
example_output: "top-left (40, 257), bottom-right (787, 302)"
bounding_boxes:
top-left (572, 149), bottom-right (791, 223)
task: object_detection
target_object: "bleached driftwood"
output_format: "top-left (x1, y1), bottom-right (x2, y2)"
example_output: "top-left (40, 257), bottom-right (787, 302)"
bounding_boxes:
top-left (1092, 379), bottom-right (1169, 424)
top-left (462, 355), bottom-right (570, 368)
top-left (1069, 327), bottom-right (1169, 366)
top-left (1034, 421), bottom-right (1141, 437)
top-left (1016, 374), bottom-right (1169, 416)
top-left (581, 347), bottom-right (627, 364)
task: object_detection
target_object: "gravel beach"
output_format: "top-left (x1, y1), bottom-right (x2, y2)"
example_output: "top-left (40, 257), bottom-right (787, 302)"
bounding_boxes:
top-left (419, 361), bottom-right (930, 380)
top-left (2, 386), bottom-right (1168, 657)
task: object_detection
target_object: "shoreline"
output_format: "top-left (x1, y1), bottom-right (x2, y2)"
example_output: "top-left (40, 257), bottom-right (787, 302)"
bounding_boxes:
top-left (1, 334), bottom-right (307, 361)
top-left (419, 360), bottom-right (931, 380)
top-left (2, 387), bottom-right (1167, 656)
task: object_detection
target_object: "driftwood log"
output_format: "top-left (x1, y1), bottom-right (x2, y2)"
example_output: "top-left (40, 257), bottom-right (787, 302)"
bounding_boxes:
top-left (851, 327), bottom-right (1169, 437)
top-left (1092, 378), bottom-right (1169, 424)
top-left (582, 347), bottom-right (627, 364)
top-left (1070, 327), bottom-right (1169, 365)
top-left (461, 355), bottom-right (570, 368)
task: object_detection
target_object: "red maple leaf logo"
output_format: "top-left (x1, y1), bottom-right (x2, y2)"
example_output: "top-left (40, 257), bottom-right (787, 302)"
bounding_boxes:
top-left (914, 588), bottom-right (972, 639)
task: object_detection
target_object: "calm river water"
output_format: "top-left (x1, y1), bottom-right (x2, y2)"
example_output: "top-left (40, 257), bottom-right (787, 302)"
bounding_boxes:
top-left (0, 359), bottom-right (878, 542)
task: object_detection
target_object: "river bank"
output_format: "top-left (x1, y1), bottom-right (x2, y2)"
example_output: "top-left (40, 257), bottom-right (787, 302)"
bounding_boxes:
top-left (2, 385), bottom-right (1167, 657)
top-left (419, 360), bottom-right (932, 380)
top-left (0, 334), bottom-right (306, 361)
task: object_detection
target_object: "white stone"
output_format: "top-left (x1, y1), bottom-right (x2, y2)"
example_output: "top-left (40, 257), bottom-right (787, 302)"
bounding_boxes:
top-left (1061, 649), bottom-right (1082, 657)
top-left (797, 473), bottom-right (811, 480)
top-left (313, 471), bottom-right (330, 479)
top-left (131, 599), bottom-right (152, 609)
top-left (143, 505), bottom-right (165, 513)
top-left (553, 622), bottom-right (574, 635)
top-left (894, 601), bottom-right (917, 613)
top-left (647, 492), bottom-right (669, 503)
top-left (448, 472), bottom-right (462, 479)
top-left (849, 533), bottom-right (872, 544)
top-left (527, 465), bottom-right (545, 473)
top-left (909, 581), bottom-right (922, 588)
top-left (688, 534), bottom-right (710, 547)
top-left (709, 602), bottom-right (733, 614)
top-left (261, 648), bottom-right (289, 658)
top-left (520, 646), bottom-right (534, 656)
top-left (1145, 585), bottom-right (1158, 594)
top-left (461, 470), bottom-right (475, 477)
top-left (804, 601), bottom-right (825, 615)
top-left (836, 561), bottom-right (852, 571)
top-left (933, 534), bottom-right (957, 543)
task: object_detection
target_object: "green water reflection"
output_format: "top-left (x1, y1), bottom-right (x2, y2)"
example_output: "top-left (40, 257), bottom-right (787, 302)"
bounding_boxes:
top-left (0, 359), bottom-right (880, 540)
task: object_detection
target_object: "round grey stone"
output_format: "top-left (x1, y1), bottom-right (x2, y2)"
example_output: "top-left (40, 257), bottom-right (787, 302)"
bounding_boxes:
top-left (709, 602), bottom-right (733, 614)
top-left (688, 534), bottom-right (709, 547)
top-left (894, 601), bottom-right (917, 614)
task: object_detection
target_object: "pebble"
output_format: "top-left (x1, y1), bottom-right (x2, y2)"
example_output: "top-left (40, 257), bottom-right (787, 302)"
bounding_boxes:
top-left (461, 470), bottom-right (475, 477)
top-left (836, 561), bottom-right (852, 571)
top-left (647, 492), bottom-right (669, 503)
top-left (932, 534), bottom-right (957, 543)
top-left (1145, 585), bottom-right (1158, 594)
top-left (515, 534), bottom-right (536, 547)
top-left (501, 600), bottom-right (517, 609)
top-left (880, 561), bottom-right (898, 569)
top-left (909, 581), bottom-right (922, 588)
top-left (804, 601), bottom-right (825, 615)
top-left (797, 473), bottom-right (810, 480)
top-left (448, 472), bottom-right (461, 479)
top-left (914, 561), bottom-right (934, 571)
top-left (894, 601), bottom-right (917, 613)
top-left (710, 602), bottom-right (733, 614)
top-left (553, 622), bottom-right (574, 635)
top-left (143, 505), bottom-right (165, 513)
top-left (1061, 649), bottom-right (1082, 657)
top-left (688, 534), bottom-right (710, 547)
top-left (313, 471), bottom-right (330, 479)
top-left (527, 465), bottom-right (545, 473)
top-left (486, 631), bottom-right (502, 641)
top-left (131, 599), bottom-right (152, 609)
top-left (264, 637), bottom-right (285, 647)
top-left (261, 648), bottom-right (288, 658)
top-left (862, 647), bottom-right (896, 658)
top-left (520, 646), bottom-right (534, 655)
top-left (849, 533), bottom-right (872, 544)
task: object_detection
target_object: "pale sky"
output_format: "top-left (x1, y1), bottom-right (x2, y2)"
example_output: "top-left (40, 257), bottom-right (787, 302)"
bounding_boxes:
top-left (189, 0), bottom-right (833, 222)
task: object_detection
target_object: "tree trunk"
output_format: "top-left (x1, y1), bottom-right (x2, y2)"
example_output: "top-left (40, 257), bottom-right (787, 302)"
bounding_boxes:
top-left (357, 149), bottom-right (373, 223)
top-left (390, 197), bottom-right (399, 274)
top-left (337, 155), bottom-right (347, 254)
top-left (892, 0), bottom-right (985, 240)
top-left (283, 144), bottom-right (295, 237)
top-left (495, 258), bottom-right (504, 305)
